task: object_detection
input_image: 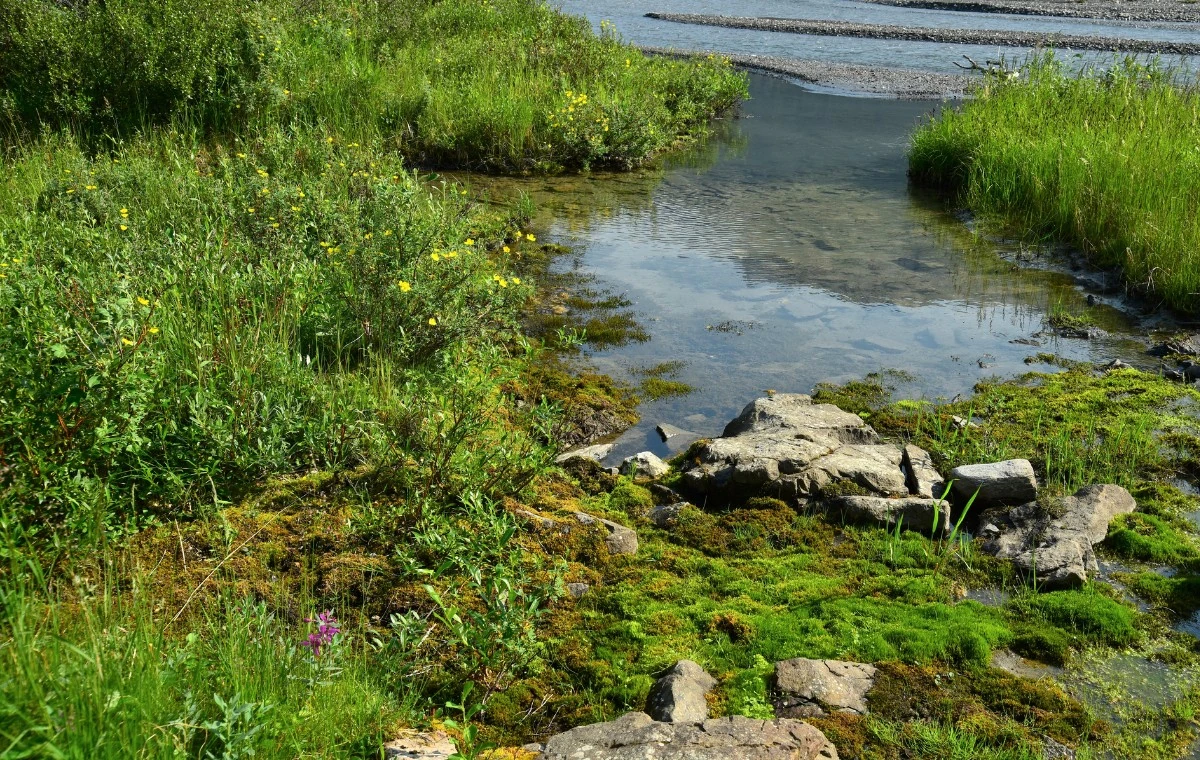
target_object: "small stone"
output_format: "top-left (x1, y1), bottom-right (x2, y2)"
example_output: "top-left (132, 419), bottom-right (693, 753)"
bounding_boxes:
top-left (1102, 359), bottom-right (1129, 371)
top-left (902, 444), bottom-right (943, 499)
top-left (650, 483), bottom-right (684, 503)
top-left (556, 443), bottom-right (613, 465)
top-left (828, 495), bottom-right (950, 537)
top-left (951, 415), bottom-right (980, 431)
top-left (384, 730), bottom-right (456, 759)
top-left (572, 512), bottom-right (638, 556)
top-left (773, 658), bottom-right (877, 717)
top-left (515, 509), bottom-right (558, 530)
top-left (522, 744), bottom-right (545, 754)
top-left (620, 451), bottom-right (670, 479)
top-left (645, 660), bottom-right (718, 723)
top-left (1042, 736), bottom-right (1075, 760)
top-left (949, 459), bottom-right (1038, 509)
top-left (649, 502), bottom-right (687, 528)
top-left (567, 582), bottom-right (590, 599)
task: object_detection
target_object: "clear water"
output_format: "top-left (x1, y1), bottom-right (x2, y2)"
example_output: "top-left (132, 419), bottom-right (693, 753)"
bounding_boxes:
top-left (557, 0), bottom-right (1200, 76)
top-left (480, 74), bottom-right (1151, 459)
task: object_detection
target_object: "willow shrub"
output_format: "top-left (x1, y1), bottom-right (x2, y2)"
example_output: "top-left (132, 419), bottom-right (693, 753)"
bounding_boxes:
top-left (910, 56), bottom-right (1200, 314)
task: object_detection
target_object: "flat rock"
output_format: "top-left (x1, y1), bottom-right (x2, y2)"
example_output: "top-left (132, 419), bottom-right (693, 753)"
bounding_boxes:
top-left (656, 423), bottom-right (702, 453)
top-left (979, 484), bottom-right (1136, 589)
top-left (680, 394), bottom-right (909, 502)
top-left (557, 443), bottom-right (614, 465)
top-left (539, 711), bottom-right (839, 760)
top-left (828, 495), bottom-right (950, 537)
top-left (620, 451), bottom-right (670, 479)
top-left (645, 660), bottom-right (718, 723)
top-left (773, 658), bottom-right (878, 717)
top-left (902, 444), bottom-right (944, 499)
top-left (384, 730), bottom-right (456, 759)
top-left (949, 459), bottom-right (1037, 509)
top-left (572, 512), bottom-right (639, 556)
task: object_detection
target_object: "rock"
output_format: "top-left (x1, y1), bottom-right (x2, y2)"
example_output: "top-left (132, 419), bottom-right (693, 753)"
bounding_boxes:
top-left (1101, 358), bottom-right (1130, 371)
top-left (645, 660), bottom-right (718, 723)
top-left (515, 509), bottom-right (559, 531)
top-left (656, 423), bottom-right (702, 453)
top-left (566, 582), bottom-right (590, 599)
top-left (1042, 736), bottom-right (1075, 760)
top-left (523, 744), bottom-right (546, 755)
top-left (384, 730), bottom-right (456, 759)
top-left (680, 394), bottom-right (909, 502)
top-left (773, 658), bottom-right (877, 718)
top-left (949, 459), bottom-right (1038, 509)
top-left (650, 483), bottom-right (684, 503)
top-left (1147, 334), bottom-right (1200, 358)
top-left (979, 484), bottom-right (1137, 589)
top-left (572, 512), bottom-right (639, 556)
top-left (620, 451), bottom-right (670, 479)
top-left (951, 415), bottom-right (980, 431)
top-left (556, 443), bottom-right (614, 465)
top-left (902, 444), bottom-right (943, 499)
top-left (828, 495), bottom-right (950, 537)
top-left (539, 711), bottom-right (839, 760)
top-left (649, 502), bottom-right (687, 528)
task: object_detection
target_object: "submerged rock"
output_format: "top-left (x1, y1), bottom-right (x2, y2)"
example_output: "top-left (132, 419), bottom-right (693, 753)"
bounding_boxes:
top-left (571, 512), bottom-right (639, 556)
top-left (949, 459), bottom-right (1038, 509)
top-left (620, 451), bottom-right (670, 479)
top-left (978, 484), bottom-right (1136, 589)
top-left (773, 658), bottom-right (878, 717)
top-left (538, 712), bottom-right (839, 760)
top-left (645, 660), bottom-right (718, 723)
top-left (828, 495), bottom-right (950, 537)
top-left (656, 423), bottom-right (702, 452)
top-left (680, 394), bottom-right (909, 502)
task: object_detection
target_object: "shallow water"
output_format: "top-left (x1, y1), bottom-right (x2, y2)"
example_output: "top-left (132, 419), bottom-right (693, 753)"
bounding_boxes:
top-left (488, 74), bottom-right (1152, 460)
top-left (558, 0), bottom-right (1200, 76)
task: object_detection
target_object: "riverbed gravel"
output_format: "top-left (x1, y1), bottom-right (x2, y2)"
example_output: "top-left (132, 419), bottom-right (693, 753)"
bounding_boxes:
top-left (860, 0), bottom-right (1200, 24)
top-left (644, 47), bottom-right (972, 98)
top-left (645, 12), bottom-right (1200, 55)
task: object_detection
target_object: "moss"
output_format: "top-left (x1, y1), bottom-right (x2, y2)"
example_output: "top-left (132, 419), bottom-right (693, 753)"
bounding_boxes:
top-left (1124, 572), bottom-right (1200, 619)
top-left (607, 480), bottom-right (654, 515)
top-left (1010, 626), bottom-right (1074, 666)
top-left (639, 377), bottom-right (694, 400)
top-left (1009, 588), bottom-right (1137, 648)
top-left (635, 361), bottom-right (688, 379)
top-left (1106, 512), bottom-right (1200, 566)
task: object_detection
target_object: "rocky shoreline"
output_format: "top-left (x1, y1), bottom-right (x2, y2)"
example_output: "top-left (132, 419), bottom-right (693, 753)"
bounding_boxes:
top-left (645, 12), bottom-right (1200, 55)
top-left (642, 47), bottom-right (972, 99)
top-left (862, 0), bottom-right (1200, 23)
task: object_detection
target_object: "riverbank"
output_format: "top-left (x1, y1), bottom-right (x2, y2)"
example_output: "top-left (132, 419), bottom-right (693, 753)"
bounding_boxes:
top-left (911, 57), bottom-right (1200, 316)
top-left (645, 12), bottom-right (1200, 55)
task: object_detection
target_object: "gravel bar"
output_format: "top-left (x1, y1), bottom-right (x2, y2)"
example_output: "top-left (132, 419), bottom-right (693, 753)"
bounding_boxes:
top-left (860, 0), bottom-right (1200, 24)
top-left (645, 12), bottom-right (1200, 55)
top-left (643, 47), bottom-right (972, 99)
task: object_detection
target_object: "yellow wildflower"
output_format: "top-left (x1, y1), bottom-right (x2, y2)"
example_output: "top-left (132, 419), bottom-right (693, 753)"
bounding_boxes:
top-left (512, 277), bottom-right (521, 285)
top-left (291, 206), bottom-right (301, 212)
top-left (525, 233), bottom-right (536, 242)
top-left (236, 152), bottom-right (247, 158)
top-left (498, 279), bottom-right (507, 288)
top-left (148, 327), bottom-right (160, 334)
top-left (247, 207), bottom-right (256, 213)
top-left (121, 338), bottom-right (134, 346)
top-left (398, 281), bottom-right (412, 292)
top-left (137, 297), bottom-right (150, 306)
top-left (85, 185), bottom-right (97, 190)
top-left (431, 252), bottom-right (440, 261)
top-left (120, 208), bottom-right (129, 216)
top-left (428, 317), bottom-right (437, 326)
top-left (383, 229), bottom-right (393, 236)
top-left (503, 245), bottom-right (510, 254)
top-left (465, 238), bottom-right (475, 246)
top-left (120, 224), bottom-right (129, 231)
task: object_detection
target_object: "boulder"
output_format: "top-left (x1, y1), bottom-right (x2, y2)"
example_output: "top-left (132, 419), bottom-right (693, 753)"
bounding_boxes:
top-left (648, 502), bottom-right (687, 528)
top-left (556, 443), bottom-right (614, 465)
top-left (539, 711), bottom-right (839, 760)
top-left (978, 484), bottom-right (1136, 589)
top-left (645, 660), bottom-right (718, 723)
top-left (949, 459), bottom-right (1037, 509)
top-left (773, 658), bottom-right (877, 718)
top-left (902, 444), bottom-right (944, 499)
top-left (572, 512), bottom-right (639, 556)
top-left (828, 495), bottom-right (950, 537)
top-left (656, 423), bottom-right (702, 453)
top-left (620, 451), bottom-right (670, 479)
top-left (566, 582), bottom-right (590, 599)
top-left (680, 394), bottom-right (909, 502)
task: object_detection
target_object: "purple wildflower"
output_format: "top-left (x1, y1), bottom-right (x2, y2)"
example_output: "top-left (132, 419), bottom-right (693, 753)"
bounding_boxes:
top-left (300, 610), bottom-right (341, 656)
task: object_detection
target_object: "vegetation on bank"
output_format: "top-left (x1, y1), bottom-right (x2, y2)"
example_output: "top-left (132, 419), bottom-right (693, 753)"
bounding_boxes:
top-left (0, 0), bottom-right (746, 756)
top-left (910, 57), bottom-right (1200, 314)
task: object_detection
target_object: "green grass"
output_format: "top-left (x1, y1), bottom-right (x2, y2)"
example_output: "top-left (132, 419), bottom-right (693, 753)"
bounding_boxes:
top-left (910, 56), bottom-right (1200, 314)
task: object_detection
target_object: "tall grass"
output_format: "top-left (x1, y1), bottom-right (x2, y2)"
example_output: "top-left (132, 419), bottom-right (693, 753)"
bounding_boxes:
top-left (910, 56), bottom-right (1200, 314)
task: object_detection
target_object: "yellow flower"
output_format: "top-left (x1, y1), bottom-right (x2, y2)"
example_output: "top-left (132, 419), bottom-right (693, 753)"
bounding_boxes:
top-left (498, 279), bottom-right (508, 288)
top-left (137, 297), bottom-right (150, 306)
top-left (236, 152), bottom-right (247, 158)
top-left (428, 317), bottom-right (437, 326)
top-left (121, 338), bottom-right (134, 346)
top-left (465, 238), bottom-right (475, 246)
top-left (120, 208), bottom-right (129, 216)
top-left (85, 185), bottom-right (97, 190)
top-left (525, 233), bottom-right (536, 242)
top-left (291, 206), bottom-right (301, 212)
top-left (148, 327), bottom-right (160, 334)
top-left (247, 207), bottom-right (256, 213)
top-left (398, 281), bottom-right (413, 293)
top-left (502, 245), bottom-right (510, 254)
top-left (512, 277), bottom-right (521, 285)
top-left (445, 250), bottom-right (457, 258)
top-left (326, 137), bottom-right (334, 143)
top-left (431, 252), bottom-right (440, 261)
top-left (120, 224), bottom-right (129, 231)
top-left (320, 241), bottom-right (331, 248)
top-left (383, 229), bottom-right (393, 236)
top-left (66, 188), bottom-right (75, 194)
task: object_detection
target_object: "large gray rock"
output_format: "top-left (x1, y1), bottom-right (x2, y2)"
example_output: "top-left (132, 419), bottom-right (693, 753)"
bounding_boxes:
top-left (556, 443), bottom-right (614, 465)
top-left (620, 451), bottom-right (670, 479)
top-left (539, 711), bottom-right (839, 760)
top-left (656, 423), bottom-right (702, 453)
top-left (773, 658), bottom-right (877, 717)
top-left (645, 660), bottom-right (718, 723)
top-left (572, 512), bottom-right (639, 556)
top-left (680, 394), bottom-right (909, 502)
top-left (829, 495), bottom-right (950, 537)
top-left (949, 459), bottom-right (1038, 509)
top-left (978, 484), bottom-right (1137, 589)
top-left (902, 444), bottom-right (944, 499)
